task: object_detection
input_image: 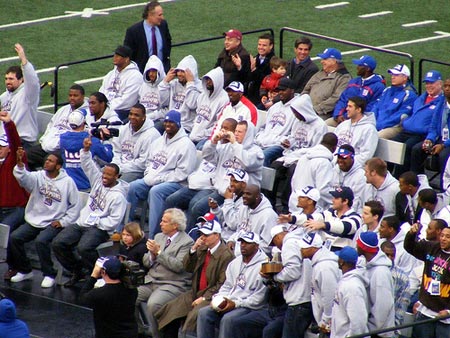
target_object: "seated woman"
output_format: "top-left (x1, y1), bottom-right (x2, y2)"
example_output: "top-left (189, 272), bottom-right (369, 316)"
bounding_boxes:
top-left (119, 222), bottom-right (147, 268)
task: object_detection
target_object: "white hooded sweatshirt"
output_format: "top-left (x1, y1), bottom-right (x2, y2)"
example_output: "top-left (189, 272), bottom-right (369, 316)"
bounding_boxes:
top-left (159, 55), bottom-right (202, 131)
top-left (77, 150), bottom-right (129, 234)
top-left (277, 94), bottom-right (328, 166)
top-left (366, 172), bottom-right (399, 217)
top-left (189, 67), bottom-right (229, 143)
top-left (254, 95), bottom-right (297, 148)
top-left (143, 127), bottom-right (197, 187)
top-left (202, 122), bottom-right (264, 194)
top-left (334, 114), bottom-right (379, 166)
top-left (111, 118), bottom-right (160, 176)
top-left (139, 55), bottom-right (167, 120)
top-left (289, 144), bottom-right (335, 211)
top-left (99, 61), bottom-right (143, 111)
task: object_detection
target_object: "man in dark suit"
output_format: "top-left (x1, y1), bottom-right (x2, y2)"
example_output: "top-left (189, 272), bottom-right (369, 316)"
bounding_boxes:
top-left (155, 214), bottom-right (234, 337)
top-left (136, 208), bottom-right (193, 338)
top-left (124, 1), bottom-right (172, 73)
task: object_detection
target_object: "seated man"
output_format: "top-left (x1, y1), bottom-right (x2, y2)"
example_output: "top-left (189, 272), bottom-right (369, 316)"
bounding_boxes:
top-left (334, 96), bottom-right (379, 166)
top-left (167, 119), bottom-right (264, 230)
top-left (99, 45), bottom-right (143, 121)
top-left (111, 103), bottom-right (160, 182)
top-left (139, 55), bottom-right (166, 122)
top-left (189, 67), bottom-right (229, 150)
top-left (26, 84), bottom-right (87, 170)
top-left (329, 55), bottom-right (385, 126)
top-left (215, 29), bottom-right (251, 87)
top-left (10, 150), bottom-right (79, 288)
top-left (85, 91), bottom-right (122, 128)
top-left (364, 157), bottom-right (399, 217)
top-left (374, 64), bottom-right (417, 139)
top-left (60, 108), bottom-right (113, 191)
top-left (393, 70), bottom-right (445, 176)
top-left (411, 75), bottom-right (450, 179)
top-left (197, 232), bottom-right (267, 338)
top-left (254, 77), bottom-right (297, 166)
top-left (52, 137), bottom-right (129, 287)
top-left (155, 217), bottom-right (234, 337)
top-left (304, 186), bottom-right (362, 250)
top-left (158, 55), bottom-right (202, 133)
top-left (127, 110), bottom-right (197, 238)
top-left (301, 47), bottom-right (351, 119)
top-left (227, 184), bottom-right (277, 256)
top-left (136, 208), bottom-right (193, 338)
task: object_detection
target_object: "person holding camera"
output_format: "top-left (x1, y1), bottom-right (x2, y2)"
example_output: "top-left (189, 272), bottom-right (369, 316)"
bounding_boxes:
top-left (60, 108), bottom-right (114, 190)
top-left (80, 256), bottom-right (138, 338)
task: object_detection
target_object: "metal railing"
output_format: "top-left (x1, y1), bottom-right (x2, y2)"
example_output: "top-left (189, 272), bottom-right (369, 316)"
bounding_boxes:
top-left (52, 28), bottom-right (274, 113)
top-left (279, 27), bottom-right (415, 82)
top-left (347, 312), bottom-right (450, 338)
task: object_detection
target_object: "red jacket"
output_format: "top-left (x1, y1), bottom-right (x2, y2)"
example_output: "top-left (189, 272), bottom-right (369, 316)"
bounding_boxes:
top-left (260, 72), bottom-right (284, 96)
top-left (0, 121), bottom-right (29, 207)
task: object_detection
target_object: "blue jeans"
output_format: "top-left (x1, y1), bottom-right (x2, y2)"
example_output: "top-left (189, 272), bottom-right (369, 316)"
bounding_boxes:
top-left (127, 179), bottom-right (183, 238)
top-left (0, 207), bottom-right (25, 231)
top-left (166, 188), bottom-right (224, 231)
top-left (195, 138), bottom-right (208, 151)
top-left (9, 223), bottom-right (62, 277)
top-left (412, 312), bottom-right (450, 338)
top-left (263, 146), bottom-right (284, 167)
top-left (282, 302), bottom-right (313, 338)
top-left (228, 307), bottom-right (285, 338)
top-left (197, 306), bottom-right (251, 338)
top-left (52, 224), bottom-right (109, 273)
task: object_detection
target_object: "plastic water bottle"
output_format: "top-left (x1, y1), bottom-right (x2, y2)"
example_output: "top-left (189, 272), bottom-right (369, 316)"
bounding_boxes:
top-left (443, 126), bottom-right (449, 142)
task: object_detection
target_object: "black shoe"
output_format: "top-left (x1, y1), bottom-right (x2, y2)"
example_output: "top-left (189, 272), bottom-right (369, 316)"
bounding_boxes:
top-left (64, 272), bottom-right (86, 287)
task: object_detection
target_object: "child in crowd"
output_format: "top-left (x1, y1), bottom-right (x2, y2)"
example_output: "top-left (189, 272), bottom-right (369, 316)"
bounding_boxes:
top-left (260, 56), bottom-right (288, 109)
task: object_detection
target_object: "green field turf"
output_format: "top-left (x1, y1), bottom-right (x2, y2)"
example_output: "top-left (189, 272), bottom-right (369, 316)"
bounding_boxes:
top-left (0, 0), bottom-right (449, 111)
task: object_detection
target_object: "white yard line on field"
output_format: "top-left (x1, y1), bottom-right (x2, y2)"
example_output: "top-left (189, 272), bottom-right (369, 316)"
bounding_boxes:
top-left (315, 2), bottom-right (349, 9)
top-left (402, 20), bottom-right (437, 28)
top-left (359, 11), bottom-right (393, 18)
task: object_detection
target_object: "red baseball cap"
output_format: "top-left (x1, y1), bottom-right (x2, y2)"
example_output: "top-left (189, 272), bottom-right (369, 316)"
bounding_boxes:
top-left (223, 29), bottom-right (242, 40)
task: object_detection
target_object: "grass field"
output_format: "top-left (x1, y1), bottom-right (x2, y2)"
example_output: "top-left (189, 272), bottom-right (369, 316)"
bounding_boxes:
top-left (0, 0), bottom-right (449, 111)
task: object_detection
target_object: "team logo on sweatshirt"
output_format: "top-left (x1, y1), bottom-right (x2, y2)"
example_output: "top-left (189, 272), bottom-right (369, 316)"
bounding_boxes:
top-left (89, 186), bottom-right (107, 211)
top-left (39, 184), bottom-right (62, 206)
top-left (140, 92), bottom-right (160, 110)
top-left (148, 151), bottom-right (168, 170)
top-left (269, 111), bottom-right (286, 128)
top-left (222, 157), bottom-right (242, 171)
top-left (172, 92), bottom-right (186, 110)
top-left (293, 128), bottom-right (308, 149)
top-left (105, 73), bottom-right (121, 101)
top-left (196, 105), bottom-right (212, 123)
top-left (54, 116), bottom-right (70, 131)
top-left (121, 141), bottom-right (135, 161)
top-left (1, 100), bottom-right (11, 112)
top-left (337, 130), bottom-right (353, 147)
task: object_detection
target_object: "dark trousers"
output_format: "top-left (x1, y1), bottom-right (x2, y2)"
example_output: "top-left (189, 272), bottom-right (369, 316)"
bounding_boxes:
top-left (52, 224), bottom-right (109, 273)
top-left (9, 223), bottom-right (62, 277)
top-left (392, 131), bottom-right (425, 177)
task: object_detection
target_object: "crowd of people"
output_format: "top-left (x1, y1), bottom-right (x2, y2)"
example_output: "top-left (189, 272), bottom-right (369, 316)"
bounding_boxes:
top-left (0, 1), bottom-right (449, 338)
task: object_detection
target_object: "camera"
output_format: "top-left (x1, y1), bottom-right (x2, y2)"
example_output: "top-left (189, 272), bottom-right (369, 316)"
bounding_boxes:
top-left (90, 119), bottom-right (122, 140)
top-left (120, 260), bottom-right (145, 289)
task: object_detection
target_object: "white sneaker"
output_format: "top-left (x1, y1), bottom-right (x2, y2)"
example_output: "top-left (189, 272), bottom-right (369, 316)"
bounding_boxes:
top-left (10, 272), bottom-right (34, 283)
top-left (94, 278), bottom-right (105, 288)
top-left (41, 276), bottom-right (55, 288)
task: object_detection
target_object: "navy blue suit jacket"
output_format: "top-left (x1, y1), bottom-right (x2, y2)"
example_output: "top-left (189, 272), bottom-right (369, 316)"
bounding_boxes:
top-left (124, 20), bottom-right (172, 73)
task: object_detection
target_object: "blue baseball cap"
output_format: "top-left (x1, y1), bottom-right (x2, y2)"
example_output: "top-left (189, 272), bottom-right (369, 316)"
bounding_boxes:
top-left (164, 110), bottom-right (181, 128)
top-left (423, 70), bottom-right (442, 83)
top-left (352, 55), bottom-right (377, 70)
top-left (335, 246), bottom-right (358, 264)
top-left (330, 186), bottom-right (354, 202)
top-left (317, 48), bottom-right (342, 61)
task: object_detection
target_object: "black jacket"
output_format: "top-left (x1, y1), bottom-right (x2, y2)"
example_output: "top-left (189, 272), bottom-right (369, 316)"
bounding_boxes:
top-left (124, 20), bottom-right (172, 73)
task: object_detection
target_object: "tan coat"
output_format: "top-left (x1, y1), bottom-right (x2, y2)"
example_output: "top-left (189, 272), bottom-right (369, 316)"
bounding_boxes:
top-left (155, 240), bottom-right (234, 332)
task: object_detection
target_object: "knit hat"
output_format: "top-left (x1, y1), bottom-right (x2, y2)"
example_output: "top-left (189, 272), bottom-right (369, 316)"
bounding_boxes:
top-left (356, 232), bottom-right (379, 253)
top-left (164, 110), bottom-right (181, 128)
